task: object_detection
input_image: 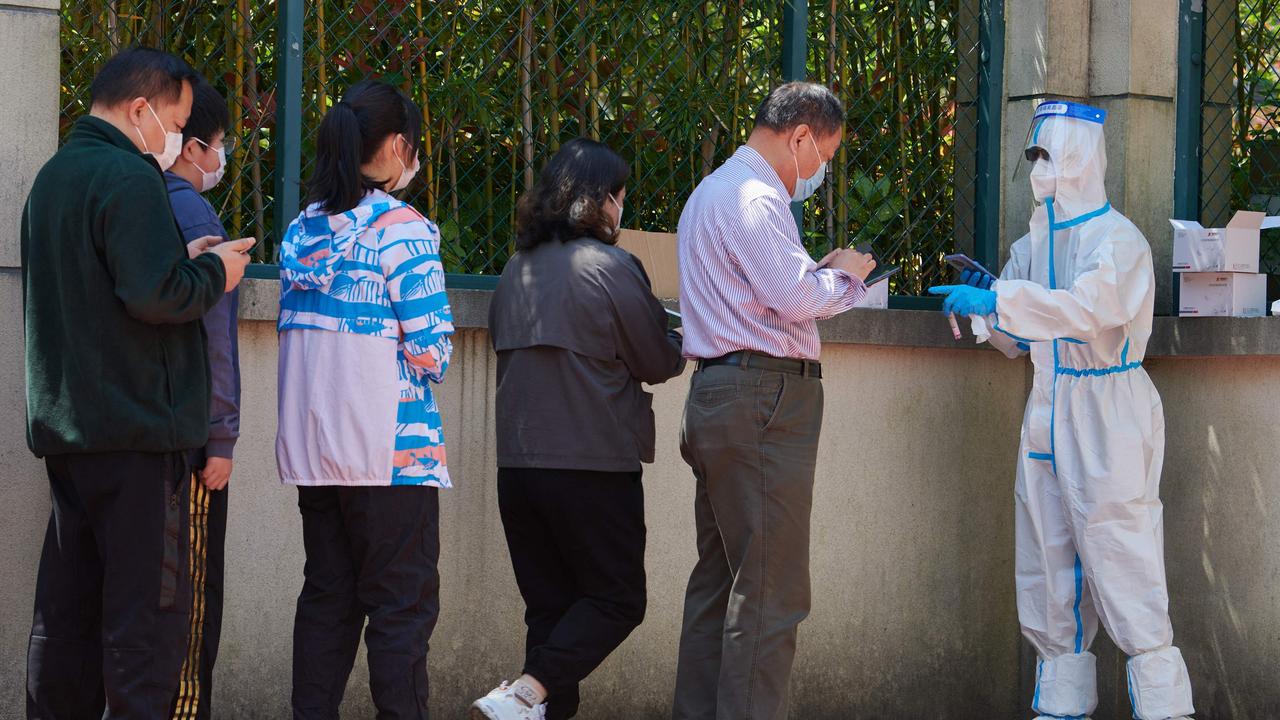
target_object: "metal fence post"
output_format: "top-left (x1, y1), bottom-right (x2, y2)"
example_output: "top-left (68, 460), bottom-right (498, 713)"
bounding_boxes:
top-left (782, 0), bottom-right (807, 233)
top-left (1172, 0), bottom-right (1204, 313)
top-left (273, 0), bottom-right (303, 259)
top-left (974, 0), bottom-right (1004, 271)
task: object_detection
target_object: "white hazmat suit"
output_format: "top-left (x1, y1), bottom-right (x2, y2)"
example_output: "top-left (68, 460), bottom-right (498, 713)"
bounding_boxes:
top-left (983, 101), bottom-right (1194, 720)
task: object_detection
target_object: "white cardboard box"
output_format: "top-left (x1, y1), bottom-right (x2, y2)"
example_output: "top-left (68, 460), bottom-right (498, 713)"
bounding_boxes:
top-left (854, 278), bottom-right (890, 309)
top-left (1169, 210), bottom-right (1280, 273)
top-left (1178, 272), bottom-right (1268, 317)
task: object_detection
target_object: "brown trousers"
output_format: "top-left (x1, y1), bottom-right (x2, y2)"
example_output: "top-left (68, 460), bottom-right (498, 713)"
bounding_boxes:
top-left (672, 364), bottom-right (823, 720)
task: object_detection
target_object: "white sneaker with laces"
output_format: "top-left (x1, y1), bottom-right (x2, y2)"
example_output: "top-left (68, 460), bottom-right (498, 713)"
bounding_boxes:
top-left (469, 682), bottom-right (546, 720)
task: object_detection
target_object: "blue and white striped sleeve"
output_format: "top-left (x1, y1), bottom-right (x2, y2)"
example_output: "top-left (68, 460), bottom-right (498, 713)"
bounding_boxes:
top-left (379, 217), bottom-right (453, 383)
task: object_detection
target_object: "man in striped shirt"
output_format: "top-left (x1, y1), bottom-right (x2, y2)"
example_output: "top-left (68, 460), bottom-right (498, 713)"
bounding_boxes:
top-left (672, 82), bottom-right (876, 720)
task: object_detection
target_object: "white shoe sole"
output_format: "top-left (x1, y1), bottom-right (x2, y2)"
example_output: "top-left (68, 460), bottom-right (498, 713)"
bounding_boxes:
top-left (469, 702), bottom-right (500, 720)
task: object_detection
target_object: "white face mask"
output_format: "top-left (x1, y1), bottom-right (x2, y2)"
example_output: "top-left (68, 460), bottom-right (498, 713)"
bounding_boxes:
top-left (791, 133), bottom-right (827, 202)
top-left (192, 138), bottom-right (226, 192)
top-left (608, 193), bottom-right (624, 233)
top-left (136, 100), bottom-right (183, 171)
top-left (1029, 158), bottom-right (1057, 203)
top-left (391, 135), bottom-right (419, 192)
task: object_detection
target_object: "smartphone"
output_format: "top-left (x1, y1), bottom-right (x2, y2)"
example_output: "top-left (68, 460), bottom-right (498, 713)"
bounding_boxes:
top-left (863, 264), bottom-right (901, 287)
top-left (852, 243), bottom-right (900, 287)
top-left (943, 253), bottom-right (995, 278)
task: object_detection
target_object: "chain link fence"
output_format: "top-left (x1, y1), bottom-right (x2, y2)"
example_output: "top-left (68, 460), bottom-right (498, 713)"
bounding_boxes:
top-left (805, 0), bottom-right (984, 295)
top-left (1200, 0), bottom-right (1280, 275)
top-left (300, 1), bottom-right (782, 275)
top-left (61, 1), bottom-right (279, 262)
top-left (59, 1), bottom-right (996, 290)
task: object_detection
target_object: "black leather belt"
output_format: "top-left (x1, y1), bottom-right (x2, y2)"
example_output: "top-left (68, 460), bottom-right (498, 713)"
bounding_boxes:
top-left (696, 351), bottom-right (822, 379)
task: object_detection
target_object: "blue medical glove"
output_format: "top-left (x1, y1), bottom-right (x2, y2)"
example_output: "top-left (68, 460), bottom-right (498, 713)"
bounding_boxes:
top-left (960, 268), bottom-right (995, 289)
top-left (928, 285), bottom-right (998, 317)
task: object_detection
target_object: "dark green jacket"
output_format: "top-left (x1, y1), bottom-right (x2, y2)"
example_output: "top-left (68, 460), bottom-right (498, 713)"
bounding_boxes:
top-left (21, 116), bottom-right (227, 457)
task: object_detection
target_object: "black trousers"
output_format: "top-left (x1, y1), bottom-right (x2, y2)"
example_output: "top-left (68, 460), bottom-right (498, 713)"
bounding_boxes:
top-left (497, 467), bottom-right (647, 720)
top-left (292, 485), bottom-right (441, 720)
top-left (170, 478), bottom-right (228, 720)
top-left (27, 451), bottom-right (194, 720)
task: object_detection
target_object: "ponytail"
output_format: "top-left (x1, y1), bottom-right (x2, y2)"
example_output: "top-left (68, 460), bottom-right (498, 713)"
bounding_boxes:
top-left (308, 101), bottom-right (365, 214)
top-left (304, 80), bottom-right (423, 214)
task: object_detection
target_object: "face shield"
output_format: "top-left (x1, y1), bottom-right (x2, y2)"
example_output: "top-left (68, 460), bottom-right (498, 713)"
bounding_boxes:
top-left (1013, 101), bottom-right (1109, 213)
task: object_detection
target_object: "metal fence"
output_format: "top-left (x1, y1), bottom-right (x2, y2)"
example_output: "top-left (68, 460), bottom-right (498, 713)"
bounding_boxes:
top-left (803, 1), bottom-right (998, 295)
top-left (298, 1), bottom-right (785, 275)
top-left (59, 0), bottom-right (1004, 294)
top-left (61, 1), bottom-right (280, 261)
top-left (1180, 0), bottom-right (1280, 275)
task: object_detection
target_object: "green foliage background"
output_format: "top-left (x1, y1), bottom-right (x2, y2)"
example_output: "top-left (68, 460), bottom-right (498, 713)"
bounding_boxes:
top-left (1234, 1), bottom-right (1280, 273)
top-left (60, 1), bottom-right (989, 294)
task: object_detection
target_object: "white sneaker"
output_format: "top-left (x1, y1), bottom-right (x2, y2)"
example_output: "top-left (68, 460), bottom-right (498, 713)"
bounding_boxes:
top-left (470, 682), bottom-right (547, 720)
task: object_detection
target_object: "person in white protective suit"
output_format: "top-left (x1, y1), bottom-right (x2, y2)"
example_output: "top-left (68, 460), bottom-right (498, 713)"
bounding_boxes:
top-left (929, 100), bottom-right (1195, 720)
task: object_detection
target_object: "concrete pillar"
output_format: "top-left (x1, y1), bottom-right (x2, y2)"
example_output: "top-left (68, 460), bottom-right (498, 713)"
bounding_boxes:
top-left (0, 0), bottom-right (59, 710)
top-left (1001, 0), bottom-right (1180, 313)
top-left (0, 0), bottom-right (59, 269)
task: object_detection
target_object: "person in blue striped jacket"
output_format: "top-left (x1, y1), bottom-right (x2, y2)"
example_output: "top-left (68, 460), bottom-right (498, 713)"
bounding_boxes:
top-left (275, 79), bottom-right (453, 719)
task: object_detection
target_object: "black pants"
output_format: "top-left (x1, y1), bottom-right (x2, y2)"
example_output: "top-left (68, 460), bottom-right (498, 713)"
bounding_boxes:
top-left (497, 467), bottom-right (647, 720)
top-left (292, 485), bottom-right (440, 720)
top-left (27, 451), bottom-right (194, 720)
top-left (170, 478), bottom-right (228, 720)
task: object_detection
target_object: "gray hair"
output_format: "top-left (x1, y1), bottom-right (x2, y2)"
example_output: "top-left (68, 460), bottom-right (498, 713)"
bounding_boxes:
top-left (753, 82), bottom-right (845, 137)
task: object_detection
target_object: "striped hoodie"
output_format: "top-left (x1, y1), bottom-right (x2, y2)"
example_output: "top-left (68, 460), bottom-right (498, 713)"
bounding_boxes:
top-left (276, 189), bottom-right (454, 487)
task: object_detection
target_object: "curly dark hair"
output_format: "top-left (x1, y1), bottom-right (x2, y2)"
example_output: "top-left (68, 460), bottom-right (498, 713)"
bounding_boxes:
top-left (515, 137), bottom-right (629, 250)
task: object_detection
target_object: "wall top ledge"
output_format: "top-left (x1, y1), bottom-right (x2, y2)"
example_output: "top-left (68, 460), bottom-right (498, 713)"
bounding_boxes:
top-left (238, 278), bottom-right (1280, 359)
top-left (1, 1), bottom-right (59, 12)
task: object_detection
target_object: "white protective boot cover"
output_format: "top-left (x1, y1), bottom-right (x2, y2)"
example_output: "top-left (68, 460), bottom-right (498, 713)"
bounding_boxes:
top-left (1128, 647), bottom-right (1194, 720)
top-left (1032, 651), bottom-right (1097, 718)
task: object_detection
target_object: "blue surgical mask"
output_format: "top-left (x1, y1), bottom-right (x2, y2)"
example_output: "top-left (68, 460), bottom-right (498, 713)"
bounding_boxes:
top-left (791, 134), bottom-right (827, 202)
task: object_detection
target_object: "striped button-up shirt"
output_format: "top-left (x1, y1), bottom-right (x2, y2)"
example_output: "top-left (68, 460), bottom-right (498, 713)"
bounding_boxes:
top-left (678, 145), bottom-right (866, 361)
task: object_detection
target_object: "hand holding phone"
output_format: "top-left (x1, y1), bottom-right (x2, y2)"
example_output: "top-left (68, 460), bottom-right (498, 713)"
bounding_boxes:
top-left (829, 248), bottom-right (878, 280)
top-left (210, 237), bottom-right (257, 292)
top-left (943, 253), bottom-right (996, 288)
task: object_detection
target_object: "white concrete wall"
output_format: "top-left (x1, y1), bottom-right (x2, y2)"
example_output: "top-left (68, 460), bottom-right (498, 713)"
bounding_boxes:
top-left (3, 297), bottom-right (1280, 717)
top-left (171, 321), bottom-right (1032, 718)
top-left (0, 303), bottom-right (1033, 717)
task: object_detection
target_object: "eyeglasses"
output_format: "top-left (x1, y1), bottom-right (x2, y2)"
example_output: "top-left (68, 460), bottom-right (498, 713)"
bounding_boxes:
top-left (194, 135), bottom-right (239, 155)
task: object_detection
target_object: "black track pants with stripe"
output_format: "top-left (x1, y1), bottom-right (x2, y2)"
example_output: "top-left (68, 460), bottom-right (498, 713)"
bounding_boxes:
top-left (170, 477), bottom-right (228, 720)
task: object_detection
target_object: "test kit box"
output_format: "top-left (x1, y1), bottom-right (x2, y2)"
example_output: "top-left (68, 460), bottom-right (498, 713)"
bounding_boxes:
top-left (1178, 272), bottom-right (1268, 317)
top-left (1169, 210), bottom-right (1279, 273)
top-left (617, 229), bottom-right (680, 299)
